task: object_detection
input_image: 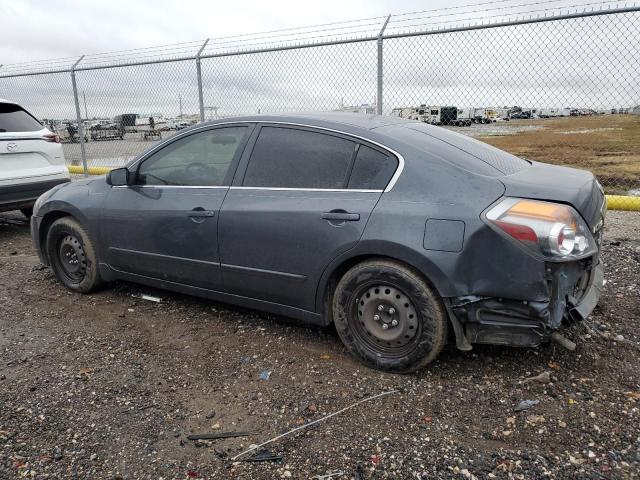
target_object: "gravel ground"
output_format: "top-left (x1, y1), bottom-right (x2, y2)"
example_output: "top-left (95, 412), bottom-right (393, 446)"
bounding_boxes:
top-left (0, 210), bottom-right (639, 479)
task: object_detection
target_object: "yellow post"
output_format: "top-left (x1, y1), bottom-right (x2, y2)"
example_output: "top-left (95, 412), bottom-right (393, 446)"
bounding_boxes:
top-left (67, 165), bottom-right (113, 175)
top-left (606, 195), bottom-right (640, 212)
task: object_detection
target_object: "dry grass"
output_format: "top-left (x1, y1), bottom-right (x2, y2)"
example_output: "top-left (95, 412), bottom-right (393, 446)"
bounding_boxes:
top-left (479, 115), bottom-right (640, 194)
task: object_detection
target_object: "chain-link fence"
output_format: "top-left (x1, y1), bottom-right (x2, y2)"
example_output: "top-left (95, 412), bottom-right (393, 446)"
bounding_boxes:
top-left (1, 3), bottom-right (639, 208)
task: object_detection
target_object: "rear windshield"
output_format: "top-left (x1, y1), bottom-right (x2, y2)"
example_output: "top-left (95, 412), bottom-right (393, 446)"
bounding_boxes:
top-left (0, 103), bottom-right (43, 132)
top-left (403, 123), bottom-right (529, 175)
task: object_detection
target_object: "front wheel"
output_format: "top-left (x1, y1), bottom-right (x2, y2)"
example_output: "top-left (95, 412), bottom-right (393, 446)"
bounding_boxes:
top-left (332, 260), bottom-right (448, 373)
top-left (46, 217), bottom-right (102, 293)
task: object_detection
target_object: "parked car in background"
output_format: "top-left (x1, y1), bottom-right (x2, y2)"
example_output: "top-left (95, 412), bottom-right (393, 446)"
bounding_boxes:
top-left (30, 113), bottom-right (605, 372)
top-left (0, 99), bottom-right (69, 217)
top-left (510, 111), bottom-right (532, 119)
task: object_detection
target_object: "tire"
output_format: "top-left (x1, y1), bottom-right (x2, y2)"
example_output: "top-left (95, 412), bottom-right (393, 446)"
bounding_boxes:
top-left (20, 207), bottom-right (33, 218)
top-left (45, 217), bottom-right (102, 293)
top-left (332, 259), bottom-right (448, 373)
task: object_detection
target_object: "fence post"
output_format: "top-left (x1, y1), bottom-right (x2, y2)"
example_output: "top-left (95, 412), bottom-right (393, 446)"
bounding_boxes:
top-left (70, 55), bottom-right (88, 176)
top-left (196, 39), bottom-right (210, 123)
top-left (377, 15), bottom-right (391, 115)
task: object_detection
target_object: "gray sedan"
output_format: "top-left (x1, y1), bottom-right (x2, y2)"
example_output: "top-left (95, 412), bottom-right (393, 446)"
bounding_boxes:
top-left (31, 113), bottom-right (606, 372)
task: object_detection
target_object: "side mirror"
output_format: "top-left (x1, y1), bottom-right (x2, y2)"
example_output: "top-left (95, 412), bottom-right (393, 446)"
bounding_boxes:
top-left (106, 167), bottom-right (130, 186)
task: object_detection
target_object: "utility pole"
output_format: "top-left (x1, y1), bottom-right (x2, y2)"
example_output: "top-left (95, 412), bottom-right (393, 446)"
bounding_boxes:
top-left (83, 91), bottom-right (88, 120)
top-left (179, 94), bottom-right (183, 117)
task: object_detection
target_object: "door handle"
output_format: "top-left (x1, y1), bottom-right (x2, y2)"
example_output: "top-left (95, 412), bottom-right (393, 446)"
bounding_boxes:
top-left (321, 211), bottom-right (360, 221)
top-left (187, 208), bottom-right (215, 218)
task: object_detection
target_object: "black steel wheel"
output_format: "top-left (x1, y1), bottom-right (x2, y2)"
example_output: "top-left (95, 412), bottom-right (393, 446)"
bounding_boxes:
top-left (354, 284), bottom-right (420, 358)
top-left (46, 217), bottom-right (102, 293)
top-left (333, 259), bottom-right (448, 373)
top-left (55, 234), bottom-right (87, 283)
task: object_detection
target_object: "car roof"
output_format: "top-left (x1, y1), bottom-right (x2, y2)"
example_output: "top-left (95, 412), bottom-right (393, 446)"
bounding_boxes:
top-left (0, 98), bottom-right (19, 105)
top-left (201, 112), bottom-right (527, 177)
top-left (204, 112), bottom-right (413, 132)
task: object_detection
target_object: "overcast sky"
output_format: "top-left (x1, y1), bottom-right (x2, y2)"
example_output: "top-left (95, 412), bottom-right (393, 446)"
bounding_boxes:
top-left (0, 0), bottom-right (442, 65)
top-left (1, 0), bottom-right (637, 122)
top-left (0, 0), bottom-right (615, 65)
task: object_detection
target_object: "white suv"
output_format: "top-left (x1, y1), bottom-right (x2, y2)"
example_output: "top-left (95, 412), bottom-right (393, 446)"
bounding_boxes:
top-left (0, 99), bottom-right (70, 217)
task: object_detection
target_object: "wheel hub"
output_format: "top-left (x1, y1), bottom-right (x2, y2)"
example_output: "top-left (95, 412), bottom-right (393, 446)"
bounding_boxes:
top-left (58, 235), bottom-right (86, 281)
top-left (356, 285), bottom-right (418, 348)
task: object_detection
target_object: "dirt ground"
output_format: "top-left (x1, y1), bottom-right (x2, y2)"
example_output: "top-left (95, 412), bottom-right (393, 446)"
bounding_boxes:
top-left (1, 210), bottom-right (639, 479)
top-left (476, 115), bottom-right (640, 194)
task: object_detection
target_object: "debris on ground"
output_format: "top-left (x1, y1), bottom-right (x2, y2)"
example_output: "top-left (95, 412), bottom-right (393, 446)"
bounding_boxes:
top-left (131, 293), bottom-right (162, 303)
top-left (514, 399), bottom-right (540, 412)
top-left (0, 209), bottom-right (639, 478)
top-left (187, 432), bottom-right (252, 441)
top-left (244, 449), bottom-right (283, 462)
top-left (231, 390), bottom-right (399, 461)
top-left (312, 471), bottom-right (344, 479)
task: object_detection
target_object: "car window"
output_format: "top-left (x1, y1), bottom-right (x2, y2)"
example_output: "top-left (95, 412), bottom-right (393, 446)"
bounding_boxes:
top-left (243, 127), bottom-right (355, 189)
top-left (136, 127), bottom-right (247, 186)
top-left (348, 145), bottom-right (398, 190)
top-left (0, 103), bottom-right (43, 132)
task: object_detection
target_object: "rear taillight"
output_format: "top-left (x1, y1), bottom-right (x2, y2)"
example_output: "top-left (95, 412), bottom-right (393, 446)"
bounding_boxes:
top-left (484, 198), bottom-right (597, 261)
top-left (43, 132), bottom-right (60, 143)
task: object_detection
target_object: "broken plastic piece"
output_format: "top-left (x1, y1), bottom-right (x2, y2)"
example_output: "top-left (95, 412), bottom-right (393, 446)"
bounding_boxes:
top-left (245, 449), bottom-right (282, 462)
top-left (187, 431), bottom-right (251, 441)
top-left (514, 399), bottom-right (540, 412)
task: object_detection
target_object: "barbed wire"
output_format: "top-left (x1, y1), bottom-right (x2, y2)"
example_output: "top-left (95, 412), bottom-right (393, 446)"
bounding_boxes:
top-left (0, 0), bottom-right (634, 75)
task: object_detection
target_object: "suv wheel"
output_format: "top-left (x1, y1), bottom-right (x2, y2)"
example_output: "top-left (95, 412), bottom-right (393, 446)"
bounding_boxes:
top-left (46, 217), bottom-right (102, 293)
top-left (333, 259), bottom-right (448, 373)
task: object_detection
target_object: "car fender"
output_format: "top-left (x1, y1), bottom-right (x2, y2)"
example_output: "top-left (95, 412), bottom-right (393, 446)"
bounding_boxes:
top-left (36, 184), bottom-right (106, 259)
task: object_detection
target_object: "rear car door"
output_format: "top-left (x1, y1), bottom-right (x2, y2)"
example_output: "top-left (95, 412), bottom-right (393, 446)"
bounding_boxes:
top-left (218, 124), bottom-right (399, 311)
top-left (100, 125), bottom-right (252, 290)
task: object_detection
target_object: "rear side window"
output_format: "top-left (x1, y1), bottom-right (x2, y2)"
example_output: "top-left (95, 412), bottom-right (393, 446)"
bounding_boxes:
top-left (243, 127), bottom-right (355, 189)
top-left (348, 145), bottom-right (398, 190)
top-left (0, 103), bottom-right (43, 132)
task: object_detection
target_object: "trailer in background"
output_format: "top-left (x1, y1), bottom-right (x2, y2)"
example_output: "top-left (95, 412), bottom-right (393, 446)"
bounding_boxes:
top-left (114, 113), bottom-right (138, 134)
top-left (539, 107), bottom-right (571, 118)
top-left (391, 105), bottom-right (428, 122)
top-left (456, 108), bottom-right (476, 125)
top-left (472, 108), bottom-right (499, 123)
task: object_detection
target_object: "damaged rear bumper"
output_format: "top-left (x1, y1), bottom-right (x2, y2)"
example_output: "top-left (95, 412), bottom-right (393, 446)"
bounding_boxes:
top-left (448, 260), bottom-right (604, 349)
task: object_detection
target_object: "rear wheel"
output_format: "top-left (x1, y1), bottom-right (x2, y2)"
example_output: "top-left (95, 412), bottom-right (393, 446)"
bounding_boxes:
top-left (332, 260), bottom-right (448, 373)
top-left (46, 217), bottom-right (102, 293)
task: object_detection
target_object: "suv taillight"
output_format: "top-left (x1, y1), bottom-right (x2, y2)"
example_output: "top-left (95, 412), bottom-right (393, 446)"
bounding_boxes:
top-left (43, 132), bottom-right (60, 143)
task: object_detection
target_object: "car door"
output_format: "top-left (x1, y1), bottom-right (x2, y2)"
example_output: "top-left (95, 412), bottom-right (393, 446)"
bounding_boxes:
top-left (100, 124), bottom-right (252, 290)
top-left (218, 124), bottom-right (399, 312)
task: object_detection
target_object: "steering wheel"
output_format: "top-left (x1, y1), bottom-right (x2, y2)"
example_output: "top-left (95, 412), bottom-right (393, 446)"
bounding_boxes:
top-left (185, 162), bottom-right (218, 184)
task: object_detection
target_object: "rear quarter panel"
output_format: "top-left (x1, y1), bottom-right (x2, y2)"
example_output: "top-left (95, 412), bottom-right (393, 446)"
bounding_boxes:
top-left (350, 144), bottom-right (550, 302)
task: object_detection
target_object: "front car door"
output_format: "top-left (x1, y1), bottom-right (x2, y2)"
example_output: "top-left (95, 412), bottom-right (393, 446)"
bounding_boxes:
top-left (100, 124), bottom-right (252, 290)
top-left (218, 124), bottom-right (399, 312)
